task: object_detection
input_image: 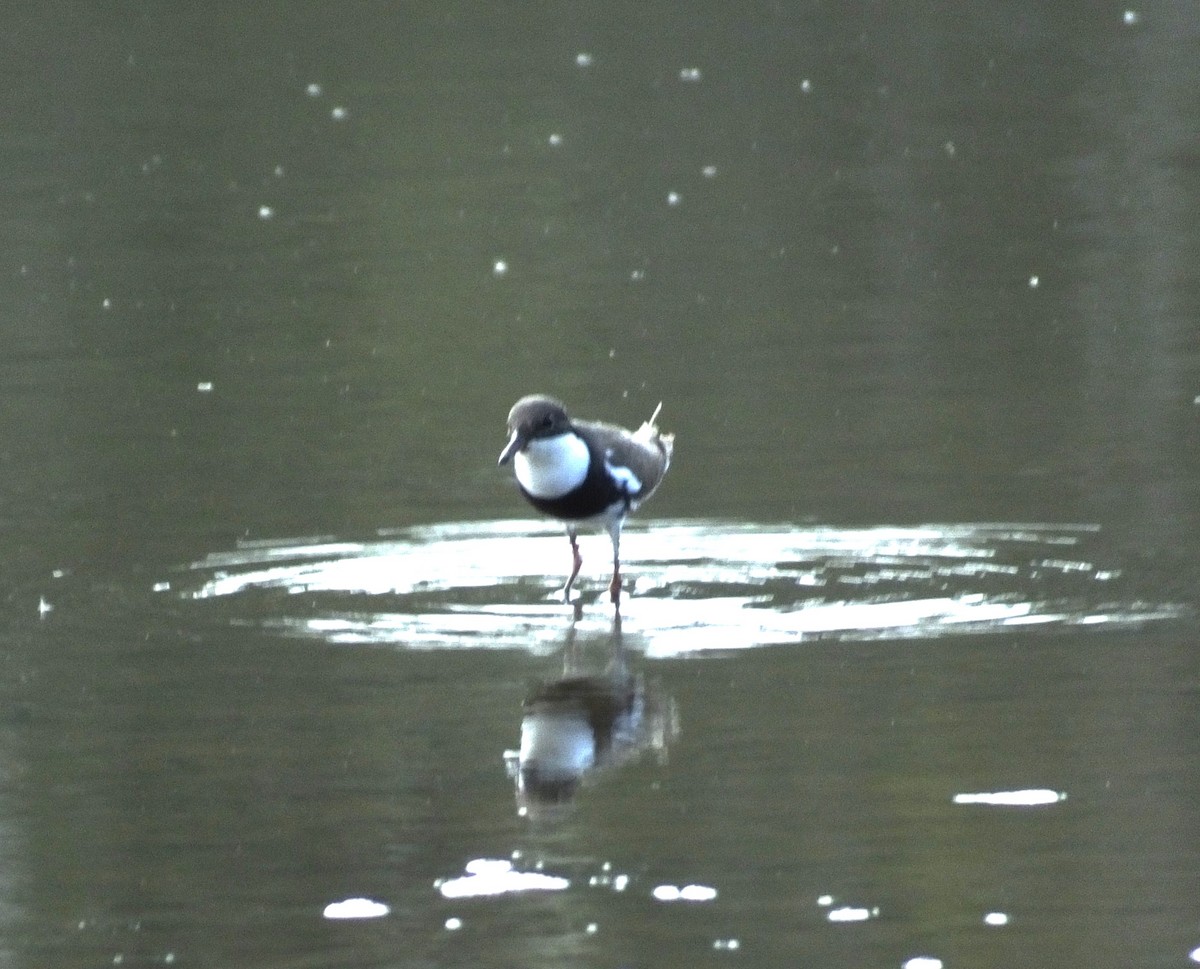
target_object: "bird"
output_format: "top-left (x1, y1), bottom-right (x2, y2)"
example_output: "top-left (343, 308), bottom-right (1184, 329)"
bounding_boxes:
top-left (498, 395), bottom-right (673, 604)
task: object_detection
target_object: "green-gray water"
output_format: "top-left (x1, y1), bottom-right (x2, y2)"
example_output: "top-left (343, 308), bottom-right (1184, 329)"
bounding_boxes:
top-left (2, 3), bottom-right (1198, 967)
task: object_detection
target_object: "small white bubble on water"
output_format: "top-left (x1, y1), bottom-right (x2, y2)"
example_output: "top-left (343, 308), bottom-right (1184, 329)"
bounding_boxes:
top-left (827, 905), bottom-right (878, 922)
top-left (575, 52), bottom-right (593, 67)
top-left (702, 164), bottom-right (718, 178)
top-left (903, 959), bottom-right (943, 969)
top-left (548, 133), bottom-right (562, 146)
top-left (445, 917), bottom-right (463, 931)
top-left (984, 911), bottom-right (1010, 926)
top-left (652, 883), bottom-right (717, 902)
top-left (306, 82), bottom-right (323, 97)
top-left (666, 191), bottom-right (681, 206)
top-left (331, 106), bottom-right (348, 120)
top-left (258, 205), bottom-right (274, 220)
top-left (679, 67), bottom-right (702, 82)
top-left (801, 78), bottom-right (813, 93)
top-left (1122, 9), bottom-right (1141, 25)
top-left (322, 898), bottom-right (389, 920)
top-left (493, 259), bottom-right (508, 277)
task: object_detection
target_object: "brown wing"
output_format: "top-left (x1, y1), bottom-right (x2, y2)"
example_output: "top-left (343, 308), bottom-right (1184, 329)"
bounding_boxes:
top-left (575, 419), bottom-right (673, 505)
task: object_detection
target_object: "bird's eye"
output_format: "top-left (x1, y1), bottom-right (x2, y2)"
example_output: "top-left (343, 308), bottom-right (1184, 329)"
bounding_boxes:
top-left (540, 414), bottom-right (555, 429)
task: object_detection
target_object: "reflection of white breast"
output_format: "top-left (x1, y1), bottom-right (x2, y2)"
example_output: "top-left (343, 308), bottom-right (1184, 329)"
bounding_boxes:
top-left (519, 710), bottom-right (596, 776)
top-left (515, 433), bottom-right (590, 498)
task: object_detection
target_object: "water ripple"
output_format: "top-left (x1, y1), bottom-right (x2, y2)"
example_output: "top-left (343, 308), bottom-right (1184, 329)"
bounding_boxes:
top-left (161, 520), bottom-right (1190, 656)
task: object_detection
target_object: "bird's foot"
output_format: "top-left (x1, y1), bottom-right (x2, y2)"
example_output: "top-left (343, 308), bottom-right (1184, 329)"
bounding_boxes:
top-left (608, 572), bottom-right (622, 605)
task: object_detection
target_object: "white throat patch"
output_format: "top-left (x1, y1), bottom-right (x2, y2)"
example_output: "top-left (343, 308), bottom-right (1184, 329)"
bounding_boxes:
top-left (514, 433), bottom-right (590, 499)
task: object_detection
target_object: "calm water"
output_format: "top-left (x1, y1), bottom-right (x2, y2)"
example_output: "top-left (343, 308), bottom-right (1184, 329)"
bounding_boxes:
top-left (2, 2), bottom-right (1199, 967)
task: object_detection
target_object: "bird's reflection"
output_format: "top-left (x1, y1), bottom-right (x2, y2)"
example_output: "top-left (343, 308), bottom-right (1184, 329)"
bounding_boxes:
top-left (507, 608), bottom-right (679, 818)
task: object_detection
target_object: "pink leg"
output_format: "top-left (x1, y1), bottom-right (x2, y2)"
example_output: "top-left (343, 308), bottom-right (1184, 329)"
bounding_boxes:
top-left (562, 529), bottom-right (582, 602)
top-left (608, 521), bottom-right (623, 605)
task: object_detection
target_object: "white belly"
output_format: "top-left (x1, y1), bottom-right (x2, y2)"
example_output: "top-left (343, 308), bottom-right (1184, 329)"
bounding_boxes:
top-left (515, 433), bottom-right (590, 499)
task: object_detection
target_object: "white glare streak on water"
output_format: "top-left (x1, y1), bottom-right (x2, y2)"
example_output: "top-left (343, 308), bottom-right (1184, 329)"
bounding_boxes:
top-left (436, 859), bottom-right (569, 899)
top-left (166, 520), bottom-right (1190, 655)
top-left (321, 898), bottom-right (390, 920)
top-left (827, 905), bottom-right (878, 922)
top-left (953, 789), bottom-right (1067, 806)
top-left (651, 884), bottom-right (718, 902)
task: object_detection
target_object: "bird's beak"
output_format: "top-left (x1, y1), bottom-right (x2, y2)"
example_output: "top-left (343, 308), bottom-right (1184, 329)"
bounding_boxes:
top-left (498, 429), bottom-right (525, 465)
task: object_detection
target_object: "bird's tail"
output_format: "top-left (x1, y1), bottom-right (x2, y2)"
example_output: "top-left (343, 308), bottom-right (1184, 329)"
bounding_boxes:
top-left (635, 402), bottom-right (674, 464)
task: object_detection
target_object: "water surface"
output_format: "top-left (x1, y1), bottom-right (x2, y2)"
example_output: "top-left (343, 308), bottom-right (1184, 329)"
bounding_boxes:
top-left (2, 1), bottom-right (1199, 967)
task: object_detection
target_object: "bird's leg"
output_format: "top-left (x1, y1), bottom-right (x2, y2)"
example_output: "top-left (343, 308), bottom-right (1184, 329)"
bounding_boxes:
top-left (562, 528), bottom-right (582, 603)
top-left (607, 520), bottom-right (623, 605)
